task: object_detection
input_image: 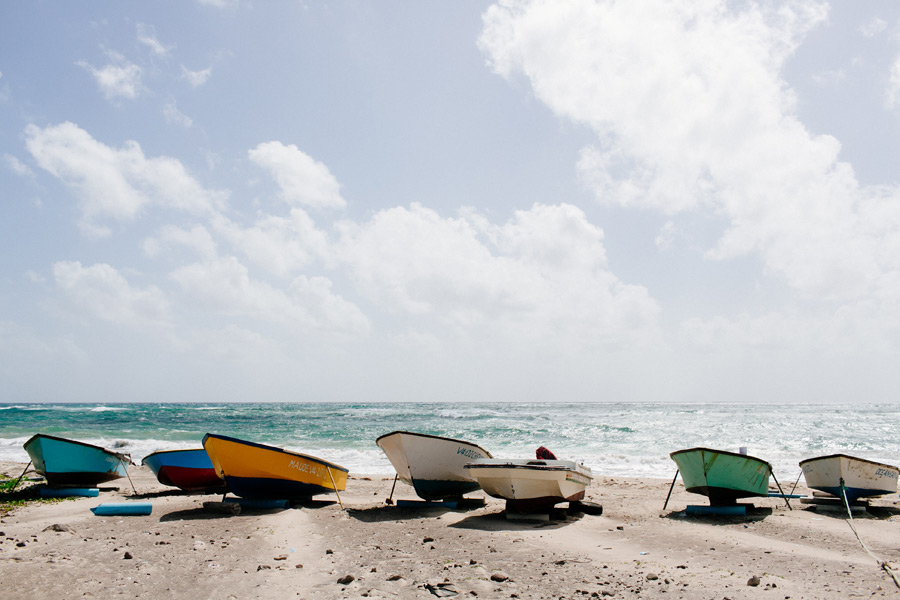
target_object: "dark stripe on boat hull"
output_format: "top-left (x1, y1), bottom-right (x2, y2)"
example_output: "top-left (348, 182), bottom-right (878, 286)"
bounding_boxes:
top-left (43, 471), bottom-right (124, 487)
top-left (685, 485), bottom-right (766, 506)
top-left (224, 476), bottom-right (333, 500)
top-left (412, 479), bottom-right (481, 501)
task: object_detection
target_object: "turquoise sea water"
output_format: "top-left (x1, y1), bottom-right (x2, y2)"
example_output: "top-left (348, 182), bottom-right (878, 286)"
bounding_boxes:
top-left (1, 402), bottom-right (898, 480)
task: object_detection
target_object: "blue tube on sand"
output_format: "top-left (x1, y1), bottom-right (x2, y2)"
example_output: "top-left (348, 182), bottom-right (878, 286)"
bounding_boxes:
top-left (91, 502), bottom-right (153, 516)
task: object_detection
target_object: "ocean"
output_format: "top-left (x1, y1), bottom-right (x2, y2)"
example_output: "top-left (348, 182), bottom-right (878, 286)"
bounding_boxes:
top-left (1, 402), bottom-right (898, 482)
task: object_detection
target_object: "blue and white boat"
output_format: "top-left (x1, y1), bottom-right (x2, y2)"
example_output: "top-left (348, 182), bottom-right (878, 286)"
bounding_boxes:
top-left (23, 434), bottom-right (131, 487)
top-left (376, 431), bottom-right (492, 501)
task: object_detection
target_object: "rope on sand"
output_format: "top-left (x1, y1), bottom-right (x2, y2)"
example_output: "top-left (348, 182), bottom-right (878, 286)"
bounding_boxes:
top-left (839, 480), bottom-right (900, 590)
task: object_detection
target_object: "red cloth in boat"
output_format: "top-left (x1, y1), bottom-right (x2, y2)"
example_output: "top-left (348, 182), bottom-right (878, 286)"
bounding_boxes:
top-left (535, 446), bottom-right (557, 460)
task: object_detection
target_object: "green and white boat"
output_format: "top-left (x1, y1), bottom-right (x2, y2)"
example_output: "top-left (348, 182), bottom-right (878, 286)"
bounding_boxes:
top-left (669, 447), bottom-right (771, 505)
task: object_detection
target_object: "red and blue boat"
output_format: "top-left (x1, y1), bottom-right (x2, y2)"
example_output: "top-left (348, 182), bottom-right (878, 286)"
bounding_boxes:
top-left (142, 448), bottom-right (228, 492)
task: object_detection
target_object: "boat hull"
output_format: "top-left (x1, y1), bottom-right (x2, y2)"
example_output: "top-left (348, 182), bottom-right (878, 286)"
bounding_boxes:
top-left (670, 447), bottom-right (771, 505)
top-left (23, 434), bottom-right (129, 487)
top-left (142, 449), bottom-right (227, 492)
top-left (202, 434), bottom-right (348, 500)
top-left (464, 459), bottom-right (592, 513)
top-left (799, 454), bottom-right (899, 502)
top-left (376, 431), bottom-right (491, 501)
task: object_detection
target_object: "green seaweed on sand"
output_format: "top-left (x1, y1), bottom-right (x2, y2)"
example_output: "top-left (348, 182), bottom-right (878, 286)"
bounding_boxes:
top-left (0, 475), bottom-right (62, 517)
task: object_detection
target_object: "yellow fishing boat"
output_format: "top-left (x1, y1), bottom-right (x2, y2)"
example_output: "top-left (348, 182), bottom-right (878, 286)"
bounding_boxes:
top-left (202, 433), bottom-right (348, 500)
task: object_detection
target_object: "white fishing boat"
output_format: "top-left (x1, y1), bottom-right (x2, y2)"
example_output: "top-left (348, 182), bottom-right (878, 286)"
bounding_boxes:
top-left (463, 457), bottom-right (592, 513)
top-left (799, 454), bottom-right (899, 502)
top-left (376, 431), bottom-right (492, 501)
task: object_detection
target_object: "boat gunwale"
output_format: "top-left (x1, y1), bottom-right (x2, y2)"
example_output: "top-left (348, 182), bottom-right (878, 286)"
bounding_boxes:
top-left (375, 430), bottom-right (492, 457)
top-left (202, 433), bottom-right (349, 473)
top-left (463, 461), bottom-right (592, 476)
top-left (798, 453), bottom-right (899, 472)
top-left (140, 448), bottom-right (206, 466)
top-left (669, 446), bottom-right (772, 469)
top-left (24, 433), bottom-right (131, 463)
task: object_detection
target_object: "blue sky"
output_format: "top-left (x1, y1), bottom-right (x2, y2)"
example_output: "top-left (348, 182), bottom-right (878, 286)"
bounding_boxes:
top-left (3, 1), bottom-right (900, 403)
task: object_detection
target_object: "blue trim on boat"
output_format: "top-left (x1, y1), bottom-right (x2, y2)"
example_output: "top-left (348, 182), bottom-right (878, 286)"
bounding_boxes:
top-left (816, 486), bottom-right (893, 502)
top-left (142, 449), bottom-right (213, 471)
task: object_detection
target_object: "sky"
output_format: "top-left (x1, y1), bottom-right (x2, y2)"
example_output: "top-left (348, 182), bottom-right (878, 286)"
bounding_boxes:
top-left (2, 1), bottom-right (900, 404)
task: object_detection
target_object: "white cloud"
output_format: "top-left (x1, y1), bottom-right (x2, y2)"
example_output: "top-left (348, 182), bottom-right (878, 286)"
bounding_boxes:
top-left (479, 0), bottom-right (900, 308)
top-left (77, 51), bottom-right (142, 100)
top-left (211, 209), bottom-right (330, 278)
top-left (170, 256), bottom-right (369, 334)
top-left (248, 141), bottom-right (345, 210)
top-left (25, 122), bottom-right (226, 237)
top-left (887, 55), bottom-right (900, 109)
top-left (163, 99), bottom-right (193, 127)
top-left (53, 261), bottom-right (171, 328)
top-left (811, 68), bottom-right (846, 86)
top-left (142, 224), bottom-right (218, 261)
top-left (3, 153), bottom-right (33, 177)
top-left (860, 17), bottom-right (888, 38)
top-left (196, 0), bottom-right (238, 8)
top-left (181, 65), bottom-right (212, 87)
top-left (137, 23), bottom-right (173, 57)
top-left (337, 202), bottom-right (659, 349)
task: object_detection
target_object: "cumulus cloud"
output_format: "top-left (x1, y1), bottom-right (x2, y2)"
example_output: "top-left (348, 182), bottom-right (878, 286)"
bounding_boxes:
top-left (170, 256), bottom-right (369, 334)
top-left (25, 122), bottom-right (226, 237)
top-left (337, 202), bottom-right (659, 349)
top-left (53, 261), bottom-right (171, 328)
top-left (210, 209), bottom-right (330, 278)
top-left (181, 65), bottom-right (212, 87)
top-left (248, 141), bottom-right (345, 210)
top-left (142, 224), bottom-right (218, 261)
top-left (3, 153), bottom-right (33, 177)
top-left (860, 17), bottom-right (888, 38)
top-left (163, 99), bottom-right (193, 127)
top-left (77, 51), bottom-right (142, 100)
top-left (478, 0), bottom-right (900, 308)
top-left (136, 23), bottom-right (173, 57)
top-left (887, 55), bottom-right (900, 109)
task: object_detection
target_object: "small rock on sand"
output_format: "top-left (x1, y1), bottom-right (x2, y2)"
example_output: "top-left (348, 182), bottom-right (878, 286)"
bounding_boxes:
top-left (337, 574), bottom-right (355, 585)
top-left (747, 575), bottom-right (761, 586)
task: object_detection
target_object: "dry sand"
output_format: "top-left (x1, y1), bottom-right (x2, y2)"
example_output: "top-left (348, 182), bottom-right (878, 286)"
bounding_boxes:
top-left (3, 460), bottom-right (900, 599)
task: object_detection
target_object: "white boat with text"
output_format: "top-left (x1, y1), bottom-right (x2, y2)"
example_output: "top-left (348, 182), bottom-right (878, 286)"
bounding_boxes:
top-left (376, 431), bottom-right (492, 501)
top-left (799, 454), bottom-right (899, 502)
top-left (464, 449), bottom-right (592, 513)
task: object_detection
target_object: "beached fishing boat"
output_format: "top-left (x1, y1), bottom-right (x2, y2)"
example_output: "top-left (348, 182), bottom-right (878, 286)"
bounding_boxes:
top-left (463, 457), bottom-right (592, 512)
top-left (799, 454), bottom-right (899, 502)
top-left (202, 434), bottom-right (348, 500)
top-left (669, 447), bottom-right (771, 505)
top-left (23, 434), bottom-right (130, 487)
top-left (376, 431), bottom-right (492, 501)
top-left (142, 448), bottom-right (227, 492)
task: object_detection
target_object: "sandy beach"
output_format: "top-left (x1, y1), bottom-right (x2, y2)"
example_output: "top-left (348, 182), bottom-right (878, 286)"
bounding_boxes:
top-left (2, 460), bottom-right (900, 599)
